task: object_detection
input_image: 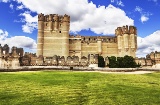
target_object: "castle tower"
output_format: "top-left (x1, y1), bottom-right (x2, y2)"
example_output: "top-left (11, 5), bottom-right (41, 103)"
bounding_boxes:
top-left (0, 45), bottom-right (2, 58)
top-left (48, 14), bottom-right (53, 31)
top-left (11, 46), bottom-right (20, 68)
top-left (37, 13), bottom-right (44, 56)
top-left (115, 27), bottom-right (123, 56)
top-left (123, 25), bottom-right (129, 55)
top-left (97, 37), bottom-right (102, 55)
top-left (61, 14), bottom-right (70, 58)
top-left (37, 13), bottom-right (70, 59)
top-left (12, 46), bottom-right (18, 57)
top-left (0, 45), bottom-right (2, 68)
top-left (53, 14), bottom-right (59, 30)
top-left (116, 25), bottom-right (137, 57)
top-left (129, 26), bottom-right (137, 58)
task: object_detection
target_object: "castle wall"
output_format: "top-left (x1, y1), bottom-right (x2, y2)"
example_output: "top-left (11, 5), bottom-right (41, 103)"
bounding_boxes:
top-left (43, 31), bottom-right (67, 57)
top-left (37, 14), bottom-right (70, 58)
top-left (69, 38), bottom-right (81, 57)
top-left (37, 13), bottom-right (137, 61)
top-left (68, 36), bottom-right (119, 58)
top-left (115, 25), bottom-right (137, 58)
top-left (101, 43), bottom-right (118, 57)
top-left (81, 43), bottom-right (98, 57)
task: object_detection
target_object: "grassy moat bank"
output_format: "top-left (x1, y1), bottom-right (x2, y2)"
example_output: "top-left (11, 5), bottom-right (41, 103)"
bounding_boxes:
top-left (0, 71), bottom-right (160, 105)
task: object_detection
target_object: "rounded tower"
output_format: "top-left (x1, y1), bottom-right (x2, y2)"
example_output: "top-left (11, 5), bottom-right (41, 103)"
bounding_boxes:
top-left (116, 27), bottom-right (123, 57)
top-left (61, 14), bottom-right (70, 59)
top-left (37, 13), bottom-right (44, 57)
top-left (53, 14), bottom-right (59, 30)
top-left (97, 37), bottom-right (102, 55)
top-left (129, 26), bottom-right (137, 58)
top-left (48, 14), bottom-right (53, 31)
top-left (123, 26), bottom-right (129, 54)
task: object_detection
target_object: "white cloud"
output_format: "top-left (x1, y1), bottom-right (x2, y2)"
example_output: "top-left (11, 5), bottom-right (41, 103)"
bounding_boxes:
top-left (0, 29), bottom-right (8, 40)
top-left (110, 0), bottom-right (124, 7)
top-left (0, 29), bottom-right (37, 52)
top-left (135, 6), bottom-right (152, 23)
top-left (19, 11), bottom-right (38, 33)
top-left (148, 0), bottom-right (158, 3)
top-left (9, 3), bottom-right (13, 9)
top-left (141, 15), bottom-right (149, 23)
top-left (111, 0), bottom-right (114, 3)
top-left (152, 0), bottom-right (158, 2)
top-left (117, 0), bottom-right (124, 6)
top-left (12, 0), bottom-right (133, 35)
top-left (16, 4), bottom-right (24, 10)
top-left (3, 36), bottom-right (37, 50)
top-left (135, 6), bottom-right (142, 13)
top-left (0, 0), bottom-right (10, 3)
top-left (137, 30), bottom-right (160, 57)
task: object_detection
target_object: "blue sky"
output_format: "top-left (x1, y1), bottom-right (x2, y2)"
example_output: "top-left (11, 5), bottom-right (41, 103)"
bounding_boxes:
top-left (0, 0), bottom-right (160, 57)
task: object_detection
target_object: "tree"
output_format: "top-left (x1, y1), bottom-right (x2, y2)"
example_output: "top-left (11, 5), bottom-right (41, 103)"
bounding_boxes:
top-left (108, 56), bottom-right (118, 68)
top-left (108, 55), bottom-right (139, 68)
top-left (117, 57), bottom-right (124, 68)
top-left (123, 55), bottom-right (137, 68)
top-left (98, 56), bottom-right (105, 67)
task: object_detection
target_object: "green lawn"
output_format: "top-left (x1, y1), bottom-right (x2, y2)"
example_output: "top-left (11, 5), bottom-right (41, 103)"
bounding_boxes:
top-left (0, 71), bottom-right (160, 105)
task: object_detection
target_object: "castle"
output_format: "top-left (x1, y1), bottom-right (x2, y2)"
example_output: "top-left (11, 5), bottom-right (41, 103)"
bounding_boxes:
top-left (0, 44), bottom-right (23, 69)
top-left (1, 13), bottom-right (160, 69)
top-left (37, 13), bottom-right (137, 60)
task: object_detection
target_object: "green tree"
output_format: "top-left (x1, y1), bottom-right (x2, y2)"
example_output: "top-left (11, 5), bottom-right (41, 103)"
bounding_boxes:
top-left (123, 55), bottom-right (137, 68)
top-left (108, 55), bottom-right (139, 68)
top-left (117, 57), bottom-right (124, 68)
top-left (98, 56), bottom-right (105, 67)
top-left (108, 56), bottom-right (118, 68)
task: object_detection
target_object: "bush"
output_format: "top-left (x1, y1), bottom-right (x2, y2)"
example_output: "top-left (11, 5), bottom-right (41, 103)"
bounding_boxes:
top-left (108, 55), bottom-right (139, 68)
top-left (98, 56), bottom-right (105, 67)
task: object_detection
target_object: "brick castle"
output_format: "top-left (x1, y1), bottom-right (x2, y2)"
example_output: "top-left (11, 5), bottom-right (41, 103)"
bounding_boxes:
top-left (37, 13), bottom-right (137, 59)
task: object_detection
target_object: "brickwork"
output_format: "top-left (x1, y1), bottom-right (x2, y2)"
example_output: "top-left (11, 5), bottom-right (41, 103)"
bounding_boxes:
top-left (37, 13), bottom-right (137, 60)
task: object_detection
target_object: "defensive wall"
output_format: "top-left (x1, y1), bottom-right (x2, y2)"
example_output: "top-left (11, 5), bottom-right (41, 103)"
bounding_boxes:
top-left (0, 66), bottom-right (160, 72)
top-left (37, 13), bottom-right (137, 59)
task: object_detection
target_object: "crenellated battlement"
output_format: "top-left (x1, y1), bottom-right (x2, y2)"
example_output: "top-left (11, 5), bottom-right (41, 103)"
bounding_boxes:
top-left (80, 36), bottom-right (117, 43)
top-left (38, 13), bottom-right (44, 21)
top-left (37, 13), bottom-right (137, 60)
top-left (37, 13), bottom-right (70, 32)
top-left (38, 13), bottom-right (70, 22)
top-left (115, 25), bottom-right (137, 36)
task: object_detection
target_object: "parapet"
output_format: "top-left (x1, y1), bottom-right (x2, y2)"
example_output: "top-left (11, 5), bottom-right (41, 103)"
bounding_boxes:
top-left (81, 36), bottom-right (116, 43)
top-left (38, 13), bottom-right (44, 21)
top-left (38, 13), bottom-right (70, 22)
top-left (115, 25), bottom-right (137, 36)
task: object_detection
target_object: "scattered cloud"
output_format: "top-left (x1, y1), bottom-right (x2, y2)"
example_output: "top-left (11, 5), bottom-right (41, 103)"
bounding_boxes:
top-left (148, 0), bottom-right (158, 3)
top-left (110, 0), bottom-right (124, 7)
top-left (117, 0), bottom-right (124, 6)
top-left (141, 15), bottom-right (149, 23)
top-left (19, 11), bottom-right (38, 33)
top-left (9, 3), bottom-right (13, 9)
top-left (135, 6), bottom-right (152, 23)
top-left (111, 0), bottom-right (114, 3)
top-left (0, 29), bottom-right (37, 52)
top-left (0, 0), bottom-right (10, 3)
top-left (10, 0), bottom-right (132, 34)
top-left (16, 4), bottom-right (24, 10)
top-left (137, 30), bottom-right (160, 57)
top-left (135, 6), bottom-right (142, 12)
top-left (0, 29), bottom-right (8, 40)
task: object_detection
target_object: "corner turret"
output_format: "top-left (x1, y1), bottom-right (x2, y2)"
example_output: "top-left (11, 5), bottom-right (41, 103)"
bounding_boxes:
top-left (38, 13), bottom-right (44, 21)
top-left (116, 25), bottom-right (137, 58)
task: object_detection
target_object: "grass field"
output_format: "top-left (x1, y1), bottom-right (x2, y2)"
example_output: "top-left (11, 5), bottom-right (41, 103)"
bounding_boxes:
top-left (0, 71), bottom-right (160, 105)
